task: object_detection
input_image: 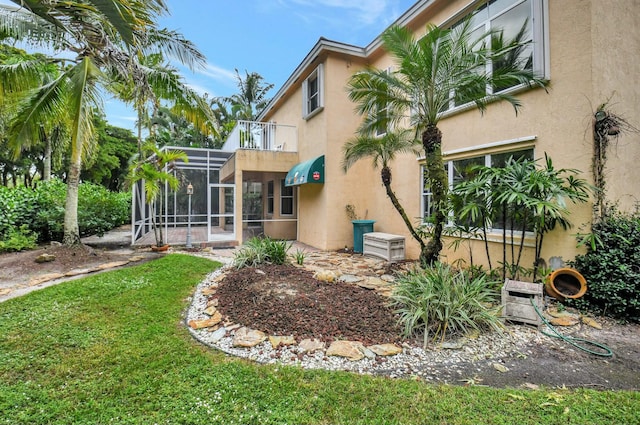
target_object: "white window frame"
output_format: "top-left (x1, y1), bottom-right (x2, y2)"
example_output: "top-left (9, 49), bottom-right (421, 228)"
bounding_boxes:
top-left (442, 0), bottom-right (548, 114)
top-left (302, 64), bottom-right (324, 120)
top-left (267, 180), bottom-right (274, 215)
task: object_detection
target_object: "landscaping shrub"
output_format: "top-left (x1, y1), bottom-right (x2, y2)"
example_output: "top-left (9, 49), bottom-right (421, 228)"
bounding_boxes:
top-left (0, 179), bottom-right (131, 243)
top-left (569, 208), bottom-right (640, 322)
top-left (0, 225), bottom-right (38, 252)
top-left (390, 262), bottom-right (503, 348)
top-left (233, 236), bottom-right (291, 268)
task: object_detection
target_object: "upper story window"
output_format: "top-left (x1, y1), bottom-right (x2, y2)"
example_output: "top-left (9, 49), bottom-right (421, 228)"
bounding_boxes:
top-left (448, 0), bottom-right (546, 110)
top-left (303, 64), bottom-right (324, 119)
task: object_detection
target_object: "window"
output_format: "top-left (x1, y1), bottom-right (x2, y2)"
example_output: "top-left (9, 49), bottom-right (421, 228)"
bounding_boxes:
top-left (447, 0), bottom-right (545, 110)
top-left (280, 180), bottom-right (294, 215)
top-left (422, 147), bottom-right (534, 231)
top-left (303, 64), bottom-right (324, 119)
top-left (267, 180), bottom-right (274, 215)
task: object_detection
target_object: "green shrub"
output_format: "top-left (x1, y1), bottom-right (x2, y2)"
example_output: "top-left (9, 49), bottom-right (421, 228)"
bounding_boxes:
top-left (0, 225), bottom-right (38, 252)
top-left (233, 237), bottom-right (291, 268)
top-left (0, 179), bottom-right (131, 243)
top-left (390, 263), bottom-right (503, 348)
top-left (569, 208), bottom-right (640, 322)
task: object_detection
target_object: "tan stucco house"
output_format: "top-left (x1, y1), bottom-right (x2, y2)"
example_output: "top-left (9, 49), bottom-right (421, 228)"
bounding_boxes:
top-left (134, 0), bottom-right (640, 269)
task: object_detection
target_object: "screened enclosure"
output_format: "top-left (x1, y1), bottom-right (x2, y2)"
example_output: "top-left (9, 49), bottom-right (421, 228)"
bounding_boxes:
top-left (131, 147), bottom-right (234, 246)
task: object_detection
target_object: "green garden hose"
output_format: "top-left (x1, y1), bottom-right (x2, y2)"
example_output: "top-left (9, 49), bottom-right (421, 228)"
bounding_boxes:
top-left (531, 299), bottom-right (614, 357)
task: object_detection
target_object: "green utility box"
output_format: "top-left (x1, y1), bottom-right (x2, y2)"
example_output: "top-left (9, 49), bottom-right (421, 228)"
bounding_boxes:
top-left (352, 220), bottom-right (375, 253)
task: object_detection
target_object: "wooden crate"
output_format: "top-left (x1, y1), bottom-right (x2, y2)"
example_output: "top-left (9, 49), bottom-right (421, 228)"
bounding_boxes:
top-left (501, 279), bottom-right (544, 326)
top-left (363, 232), bottom-right (405, 262)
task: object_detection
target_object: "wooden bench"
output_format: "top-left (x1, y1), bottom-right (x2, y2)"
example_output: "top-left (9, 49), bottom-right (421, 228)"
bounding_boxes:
top-left (362, 232), bottom-right (405, 262)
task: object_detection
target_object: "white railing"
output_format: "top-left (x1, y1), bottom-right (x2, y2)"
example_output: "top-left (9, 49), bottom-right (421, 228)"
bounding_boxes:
top-left (222, 121), bottom-right (297, 152)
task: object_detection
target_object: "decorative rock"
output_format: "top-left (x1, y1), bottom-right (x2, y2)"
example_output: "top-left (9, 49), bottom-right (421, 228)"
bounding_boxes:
top-left (28, 273), bottom-right (64, 286)
top-left (314, 270), bottom-right (337, 283)
top-left (204, 305), bottom-right (218, 316)
top-left (0, 288), bottom-right (12, 296)
top-left (582, 316), bottom-right (603, 329)
top-left (207, 298), bottom-right (219, 308)
top-left (50, 241), bottom-right (62, 247)
top-left (326, 340), bottom-right (365, 361)
top-left (338, 274), bottom-right (363, 284)
top-left (380, 274), bottom-right (396, 282)
top-left (129, 255), bottom-right (145, 262)
top-left (441, 340), bottom-right (465, 350)
top-left (35, 253), bottom-right (56, 263)
top-left (356, 278), bottom-right (385, 290)
top-left (269, 335), bottom-right (296, 349)
top-left (298, 338), bottom-right (325, 353)
top-left (255, 269), bottom-right (266, 275)
top-left (367, 343), bottom-right (402, 356)
top-left (233, 327), bottom-right (267, 347)
top-left (209, 327), bottom-right (227, 343)
top-left (201, 287), bottom-right (217, 296)
top-left (188, 311), bottom-right (222, 329)
top-left (549, 316), bottom-right (579, 327)
top-left (493, 363), bottom-right (509, 373)
top-left (547, 307), bottom-right (578, 319)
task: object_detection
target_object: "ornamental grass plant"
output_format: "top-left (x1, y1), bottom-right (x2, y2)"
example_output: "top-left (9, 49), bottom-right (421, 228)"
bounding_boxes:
top-left (391, 262), bottom-right (503, 348)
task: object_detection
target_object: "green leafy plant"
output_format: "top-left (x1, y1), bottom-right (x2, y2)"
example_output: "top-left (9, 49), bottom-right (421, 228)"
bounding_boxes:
top-left (569, 206), bottom-right (640, 322)
top-left (233, 236), bottom-right (291, 268)
top-left (294, 248), bottom-right (306, 265)
top-left (390, 263), bottom-right (503, 348)
top-left (0, 224), bottom-right (37, 252)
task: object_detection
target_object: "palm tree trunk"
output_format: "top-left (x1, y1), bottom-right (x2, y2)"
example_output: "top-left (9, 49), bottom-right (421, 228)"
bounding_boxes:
top-left (422, 124), bottom-right (447, 264)
top-left (43, 133), bottom-right (52, 181)
top-left (62, 159), bottom-right (82, 245)
top-left (381, 166), bottom-right (426, 253)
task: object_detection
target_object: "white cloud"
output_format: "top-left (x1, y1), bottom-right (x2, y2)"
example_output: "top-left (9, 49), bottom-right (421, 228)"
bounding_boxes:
top-left (198, 63), bottom-right (237, 85)
top-left (287, 0), bottom-right (390, 26)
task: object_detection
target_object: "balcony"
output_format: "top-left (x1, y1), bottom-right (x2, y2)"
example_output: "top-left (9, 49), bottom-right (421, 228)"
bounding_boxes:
top-left (222, 120), bottom-right (297, 152)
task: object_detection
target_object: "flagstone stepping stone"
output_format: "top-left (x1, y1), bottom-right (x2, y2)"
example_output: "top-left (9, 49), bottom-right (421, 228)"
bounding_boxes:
top-left (367, 343), bottom-right (402, 356)
top-left (582, 316), bottom-right (603, 329)
top-left (338, 274), bottom-right (363, 284)
top-left (233, 327), bottom-right (267, 347)
top-left (97, 260), bottom-right (130, 270)
top-left (298, 338), bottom-right (325, 353)
top-left (326, 340), bottom-right (366, 361)
top-left (29, 273), bottom-right (64, 286)
top-left (549, 316), bottom-right (579, 327)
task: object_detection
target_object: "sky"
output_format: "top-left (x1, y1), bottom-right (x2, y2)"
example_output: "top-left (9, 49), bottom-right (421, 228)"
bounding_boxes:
top-left (0, 0), bottom-right (418, 131)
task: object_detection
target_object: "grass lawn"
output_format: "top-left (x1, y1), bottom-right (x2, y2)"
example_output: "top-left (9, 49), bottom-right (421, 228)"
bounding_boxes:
top-left (0, 254), bottom-right (638, 424)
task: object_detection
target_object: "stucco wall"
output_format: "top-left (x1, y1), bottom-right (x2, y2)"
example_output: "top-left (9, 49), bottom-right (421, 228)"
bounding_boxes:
top-left (258, 0), bottom-right (640, 267)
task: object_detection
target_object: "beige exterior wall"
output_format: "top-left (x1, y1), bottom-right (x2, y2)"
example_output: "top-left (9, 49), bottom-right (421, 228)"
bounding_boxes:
top-left (252, 0), bottom-right (640, 268)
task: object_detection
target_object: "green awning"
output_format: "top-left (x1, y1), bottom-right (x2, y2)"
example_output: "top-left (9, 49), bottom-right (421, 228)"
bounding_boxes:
top-left (285, 155), bottom-right (325, 186)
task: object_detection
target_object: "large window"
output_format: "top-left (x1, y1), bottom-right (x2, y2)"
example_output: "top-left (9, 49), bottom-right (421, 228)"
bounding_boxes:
top-left (280, 180), bottom-right (294, 215)
top-left (422, 147), bottom-right (534, 230)
top-left (448, 0), bottom-right (545, 110)
top-left (303, 64), bottom-right (324, 119)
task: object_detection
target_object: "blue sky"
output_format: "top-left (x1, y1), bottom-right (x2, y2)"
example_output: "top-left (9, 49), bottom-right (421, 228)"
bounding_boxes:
top-left (0, 0), bottom-right (417, 130)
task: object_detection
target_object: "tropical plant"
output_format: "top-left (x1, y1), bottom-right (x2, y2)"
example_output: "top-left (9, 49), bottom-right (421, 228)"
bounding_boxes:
top-left (452, 154), bottom-right (591, 281)
top-left (0, 0), bottom-right (203, 245)
top-left (390, 263), bottom-right (503, 348)
top-left (232, 236), bottom-right (291, 269)
top-left (569, 206), bottom-right (640, 322)
top-left (342, 128), bottom-right (424, 252)
top-left (347, 17), bottom-right (547, 264)
top-left (127, 143), bottom-right (187, 247)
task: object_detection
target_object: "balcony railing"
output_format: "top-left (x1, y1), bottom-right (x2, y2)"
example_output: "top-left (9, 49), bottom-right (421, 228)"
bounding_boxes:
top-left (222, 120), bottom-right (297, 152)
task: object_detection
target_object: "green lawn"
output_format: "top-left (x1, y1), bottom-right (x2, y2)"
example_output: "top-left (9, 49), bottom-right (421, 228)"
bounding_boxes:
top-left (0, 254), bottom-right (637, 424)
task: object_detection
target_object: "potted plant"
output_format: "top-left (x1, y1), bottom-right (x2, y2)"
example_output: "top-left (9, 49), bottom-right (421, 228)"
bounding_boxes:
top-left (128, 142), bottom-right (188, 251)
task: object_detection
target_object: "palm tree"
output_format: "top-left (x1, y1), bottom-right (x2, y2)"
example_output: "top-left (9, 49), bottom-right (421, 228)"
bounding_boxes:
top-left (127, 142), bottom-right (187, 248)
top-left (347, 18), bottom-right (547, 264)
top-left (0, 0), bottom-right (204, 245)
top-left (226, 69), bottom-right (274, 121)
top-left (342, 128), bottom-right (424, 251)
